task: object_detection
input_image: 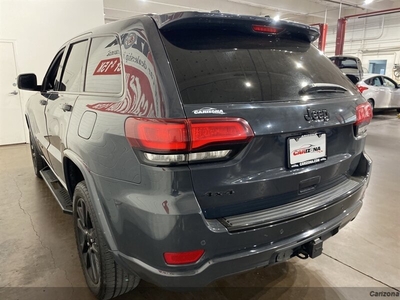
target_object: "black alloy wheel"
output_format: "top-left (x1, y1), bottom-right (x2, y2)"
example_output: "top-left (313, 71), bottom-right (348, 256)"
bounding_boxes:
top-left (75, 197), bottom-right (100, 284)
top-left (73, 181), bottom-right (140, 300)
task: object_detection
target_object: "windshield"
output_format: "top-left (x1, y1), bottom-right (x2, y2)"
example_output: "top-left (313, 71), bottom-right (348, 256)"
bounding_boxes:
top-left (161, 29), bottom-right (356, 104)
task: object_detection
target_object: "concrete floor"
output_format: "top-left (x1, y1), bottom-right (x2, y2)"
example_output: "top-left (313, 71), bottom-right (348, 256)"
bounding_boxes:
top-left (1, 110), bottom-right (399, 300)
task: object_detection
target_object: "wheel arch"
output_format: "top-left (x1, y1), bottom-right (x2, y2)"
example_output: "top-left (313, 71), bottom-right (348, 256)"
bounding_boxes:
top-left (64, 157), bottom-right (84, 199)
top-left (63, 150), bottom-right (118, 251)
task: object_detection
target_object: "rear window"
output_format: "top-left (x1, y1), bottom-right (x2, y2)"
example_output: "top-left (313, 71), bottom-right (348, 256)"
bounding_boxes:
top-left (330, 57), bottom-right (358, 69)
top-left (161, 29), bottom-right (355, 104)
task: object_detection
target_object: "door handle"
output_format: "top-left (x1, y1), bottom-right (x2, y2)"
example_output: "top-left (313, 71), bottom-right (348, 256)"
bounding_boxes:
top-left (40, 99), bottom-right (47, 105)
top-left (61, 103), bottom-right (73, 112)
top-left (9, 90), bottom-right (18, 95)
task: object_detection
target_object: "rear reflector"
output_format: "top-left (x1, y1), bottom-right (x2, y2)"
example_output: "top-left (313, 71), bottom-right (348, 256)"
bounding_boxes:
top-left (356, 85), bottom-right (368, 94)
top-left (125, 117), bottom-right (253, 153)
top-left (163, 249), bottom-right (204, 265)
top-left (252, 25), bottom-right (283, 34)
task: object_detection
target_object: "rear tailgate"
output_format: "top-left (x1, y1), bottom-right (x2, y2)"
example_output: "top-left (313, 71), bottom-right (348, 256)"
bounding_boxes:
top-left (158, 13), bottom-right (366, 219)
top-left (184, 101), bottom-right (361, 219)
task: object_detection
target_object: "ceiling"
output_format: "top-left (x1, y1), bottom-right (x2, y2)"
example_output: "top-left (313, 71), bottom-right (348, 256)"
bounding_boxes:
top-left (104, 0), bottom-right (400, 25)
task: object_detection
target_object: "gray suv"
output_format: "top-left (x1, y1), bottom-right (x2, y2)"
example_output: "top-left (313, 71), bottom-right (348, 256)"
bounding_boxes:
top-left (18, 12), bottom-right (372, 300)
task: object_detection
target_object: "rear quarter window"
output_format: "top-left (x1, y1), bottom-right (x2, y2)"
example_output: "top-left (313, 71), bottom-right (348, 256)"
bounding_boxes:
top-left (85, 36), bottom-right (123, 94)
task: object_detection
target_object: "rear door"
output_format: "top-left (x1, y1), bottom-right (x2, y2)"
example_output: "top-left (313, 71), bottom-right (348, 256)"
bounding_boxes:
top-left (45, 39), bottom-right (89, 182)
top-left (369, 76), bottom-right (389, 108)
top-left (382, 76), bottom-right (400, 108)
top-left (161, 24), bottom-right (365, 219)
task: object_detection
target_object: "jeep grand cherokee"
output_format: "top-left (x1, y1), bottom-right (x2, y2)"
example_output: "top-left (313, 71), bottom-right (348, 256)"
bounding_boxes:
top-left (18, 11), bottom-right (372, 300)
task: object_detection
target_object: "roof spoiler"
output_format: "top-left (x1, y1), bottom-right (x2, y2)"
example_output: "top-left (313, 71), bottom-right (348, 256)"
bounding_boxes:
top-left (151, 11), bottom-right (319, 43)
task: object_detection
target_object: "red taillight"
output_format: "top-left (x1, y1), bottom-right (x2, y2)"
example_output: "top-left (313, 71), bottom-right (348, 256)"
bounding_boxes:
top-left (356, 84), bottom-right (368, 94)
top-left (125, 117), bottom-right (254, 153)
top-left (354, 102), bottom-right (373, 137)
top-left (125, 118), bottom-right (188, 152)
top-left (252, 25), bottom-right (283, 34)
top-left (355, 102), bottom-right (373, 126)
top-left (163, 249), bottom-right (204, 265)
top-left (189, 119), bottom-right (253, 150)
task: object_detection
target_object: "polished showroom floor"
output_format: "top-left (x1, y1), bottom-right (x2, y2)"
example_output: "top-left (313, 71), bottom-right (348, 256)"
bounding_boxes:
top-left (1, 110), bottom-right (399, 300)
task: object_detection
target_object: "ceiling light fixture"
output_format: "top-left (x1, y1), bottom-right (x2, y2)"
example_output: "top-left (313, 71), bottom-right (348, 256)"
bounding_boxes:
top-left (364, 0), bottom-right (374, 4)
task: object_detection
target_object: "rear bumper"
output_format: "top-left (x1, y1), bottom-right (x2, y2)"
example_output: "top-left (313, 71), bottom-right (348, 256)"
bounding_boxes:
top-left (117, 195), bottom-right (362, 288)
top-left (94, 151), bottom-right (372, 288)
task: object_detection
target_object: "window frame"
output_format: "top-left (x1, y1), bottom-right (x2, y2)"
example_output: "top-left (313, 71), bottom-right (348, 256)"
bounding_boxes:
top-left (382, 76), bottom-right (397, 88)
top-left (41, 48), bottom-right (66, 93)
top-left (58, 39), bottom-right (90, 94)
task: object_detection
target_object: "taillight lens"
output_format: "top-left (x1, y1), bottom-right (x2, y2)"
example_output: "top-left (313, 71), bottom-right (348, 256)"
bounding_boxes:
top-left (252, 24), bottom-right (283, 34)
top-left (354, 102), bottom-right (373, 138)
top-left (163, 249), bottom-right (204, 265)
top-left (189, 119), bottom-right (254, 150)
top-left (356, 84), bottom-right (368, 94)
top-left (125, 117), bottom-right (254, 163)
top-left (125, 118), bottom-right (189, 152)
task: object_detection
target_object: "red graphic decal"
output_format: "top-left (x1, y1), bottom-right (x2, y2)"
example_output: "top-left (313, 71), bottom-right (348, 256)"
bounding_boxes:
top-left (87, 65), bottom-right (156, 117)
top-left (93, 58), bottom-right (121, 75)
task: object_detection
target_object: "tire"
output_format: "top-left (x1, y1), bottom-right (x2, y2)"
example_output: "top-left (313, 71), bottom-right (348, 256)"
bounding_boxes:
top-left (29, 132), bottom-right (46, 178)
top-left (73, 181), bottom-right (140, 300)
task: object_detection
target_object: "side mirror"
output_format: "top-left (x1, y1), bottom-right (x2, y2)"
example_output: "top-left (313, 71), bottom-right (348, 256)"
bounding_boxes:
top-left (17, 73), bottom-right (40, 91)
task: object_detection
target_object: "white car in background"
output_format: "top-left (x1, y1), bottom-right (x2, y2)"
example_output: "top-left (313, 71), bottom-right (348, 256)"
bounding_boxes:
top-left (329, 55), bottom-right (364, 83)
top-left (356, 75), bottom-right (400, 112)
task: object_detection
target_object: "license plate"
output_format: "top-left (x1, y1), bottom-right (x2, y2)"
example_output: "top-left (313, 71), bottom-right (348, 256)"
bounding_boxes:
top-left (288, 133), bottom-right (327, 168)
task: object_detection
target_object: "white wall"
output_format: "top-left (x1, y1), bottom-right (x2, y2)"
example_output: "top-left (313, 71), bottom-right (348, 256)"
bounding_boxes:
top-left (323, 13), bottom-right (400, 82)
top-left (103, 0), bottom-right (262, 22)
top-left (0, 0), bottom-right (104, 141)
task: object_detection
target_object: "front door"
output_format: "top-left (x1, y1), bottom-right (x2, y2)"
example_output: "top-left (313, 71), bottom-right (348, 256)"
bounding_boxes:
top-left (0, 41), bottom-right (26, 145)
top-left (46, 40), bottom-right (89, 182)
top-left (27, 48), bottom-right (66, 164)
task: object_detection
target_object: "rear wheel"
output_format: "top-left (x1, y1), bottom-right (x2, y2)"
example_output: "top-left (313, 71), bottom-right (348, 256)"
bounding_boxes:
top-left (29, 132), bottom-right (46, 178)
top-left (73, 181), bottom-right (140, 300)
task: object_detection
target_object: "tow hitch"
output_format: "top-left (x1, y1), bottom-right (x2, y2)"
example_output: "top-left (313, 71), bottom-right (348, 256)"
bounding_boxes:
top-left (296, 238), bottom-right (324, 259)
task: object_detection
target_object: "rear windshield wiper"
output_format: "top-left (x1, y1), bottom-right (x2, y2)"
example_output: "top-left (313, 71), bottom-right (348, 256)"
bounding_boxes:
top-left (299, 83), bottom-right (348, 95)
